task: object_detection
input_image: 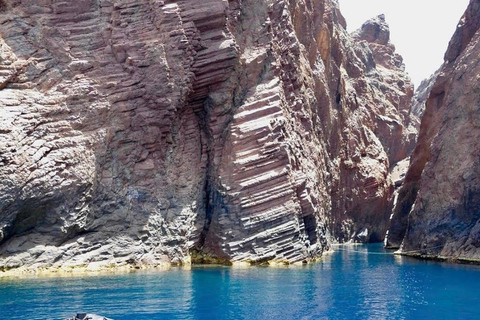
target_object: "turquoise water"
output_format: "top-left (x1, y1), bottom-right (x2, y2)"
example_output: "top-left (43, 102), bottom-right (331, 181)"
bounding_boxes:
top-left (2, 244), bottom-right (480, 319)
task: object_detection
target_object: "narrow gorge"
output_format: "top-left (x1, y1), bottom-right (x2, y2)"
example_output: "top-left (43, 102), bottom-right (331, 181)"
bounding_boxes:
top-left (387, 0), bottom-right (480, 262)
top-left (0, 0), bottom-right (477, 274)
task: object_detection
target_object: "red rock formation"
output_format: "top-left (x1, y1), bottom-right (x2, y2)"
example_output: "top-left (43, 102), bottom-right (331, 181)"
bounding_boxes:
top-left (352, 14), bottom-right (416, 165)
top-left (387, 0), bottom-right (480, 261)
top-left (0, 0), bottom-right (414, 273)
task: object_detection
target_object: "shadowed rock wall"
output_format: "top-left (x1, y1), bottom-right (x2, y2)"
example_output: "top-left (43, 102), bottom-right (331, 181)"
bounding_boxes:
top-left (387, 0), bottom-right (480, 261)
top-left (0, 0), bottom-right (414, 272)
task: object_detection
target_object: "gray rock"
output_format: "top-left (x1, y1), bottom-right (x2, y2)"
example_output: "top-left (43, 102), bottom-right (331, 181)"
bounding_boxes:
top-left (0, 0), bottom-right (416, 272)
top-left (67, 313), bottom-right (113, 320)
top-left (387, 0), bottom-right (480, 261)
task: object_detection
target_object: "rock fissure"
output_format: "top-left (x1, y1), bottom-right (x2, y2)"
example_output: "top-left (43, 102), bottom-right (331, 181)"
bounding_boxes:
top-left (387, 0), bottom-right (480, 262)
top-left (2, 0), bottom-right (464, 273)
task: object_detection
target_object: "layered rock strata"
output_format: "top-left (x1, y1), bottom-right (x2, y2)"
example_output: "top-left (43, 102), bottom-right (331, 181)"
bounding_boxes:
top-left (387, 0), bottom-right (480, 261)
top-left (0, 0), bottom-right (414, 273)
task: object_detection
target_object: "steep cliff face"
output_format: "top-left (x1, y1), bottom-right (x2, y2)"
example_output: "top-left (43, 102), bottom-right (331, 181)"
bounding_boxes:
top-left (410, 70), bottom-right (439, 131)
top-left (351, 14), bottom-right (416, 168)
top-left (328, 14), bottom-right (415, 244)
top-left (387, 0), bottom-right (480, 261)
top-left (0, 0), bottom-right (413, 273)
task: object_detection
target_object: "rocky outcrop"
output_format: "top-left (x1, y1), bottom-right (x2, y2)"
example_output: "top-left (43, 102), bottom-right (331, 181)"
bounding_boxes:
top-left (352, 15), bottom-right (416, 165)
top-left (0, 0), bottom-right (414, 273)
top-left (383, 70), bottom-right (438, 244)
top-left (387, 0), bottom-right (480, 261)
top-left (68, 313), bottom-right (112, 320)
top-left (324, 14), bottom-right (416, 245)
top-left (410, 70), bottom-right (439, 129)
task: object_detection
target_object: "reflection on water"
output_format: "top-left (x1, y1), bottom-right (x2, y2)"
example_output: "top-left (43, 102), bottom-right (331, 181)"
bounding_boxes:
top-left (2, 243), bottom-right (480, 319)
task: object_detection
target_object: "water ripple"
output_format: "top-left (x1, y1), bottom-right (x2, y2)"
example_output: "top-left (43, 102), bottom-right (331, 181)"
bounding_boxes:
top-left (2, 244), bottom-right (480, 319)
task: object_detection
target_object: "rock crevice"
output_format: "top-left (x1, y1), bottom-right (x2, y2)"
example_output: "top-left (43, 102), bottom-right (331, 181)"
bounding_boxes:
top-left (387, 0), bottom-right (480, 262)
top-left (0, 0), bottom-right (416, 272)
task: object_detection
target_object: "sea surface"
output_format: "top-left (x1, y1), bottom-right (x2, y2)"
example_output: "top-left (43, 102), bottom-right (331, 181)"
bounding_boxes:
top-left (1, 243), bottom-right (480, 319)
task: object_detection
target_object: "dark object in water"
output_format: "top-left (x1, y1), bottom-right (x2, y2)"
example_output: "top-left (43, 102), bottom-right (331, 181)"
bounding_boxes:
top-left (67, 313), bottom-right (113, 320)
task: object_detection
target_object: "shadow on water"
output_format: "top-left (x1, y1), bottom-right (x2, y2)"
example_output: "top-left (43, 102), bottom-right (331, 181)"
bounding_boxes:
top-left (2, 243), bottom-right (480, 319)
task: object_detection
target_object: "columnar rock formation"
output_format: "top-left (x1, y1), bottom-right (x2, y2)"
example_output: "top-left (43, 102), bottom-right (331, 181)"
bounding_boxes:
top-left (387, 0), bottom-right (480, 261)
top-left (0, 0), bottom-right (414, 273)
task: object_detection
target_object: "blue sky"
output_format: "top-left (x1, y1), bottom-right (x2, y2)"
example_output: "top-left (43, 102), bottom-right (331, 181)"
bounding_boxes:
top-left (338, 0), bottom-right (470, 87)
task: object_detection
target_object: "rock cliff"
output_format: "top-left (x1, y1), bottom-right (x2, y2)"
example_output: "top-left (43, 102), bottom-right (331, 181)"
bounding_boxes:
top-left (410, 70), bottom-right (438, 130)
top-left (0, 0), bottom-right (414, 273)
top-left (387, 0), bottom-right (480, 261)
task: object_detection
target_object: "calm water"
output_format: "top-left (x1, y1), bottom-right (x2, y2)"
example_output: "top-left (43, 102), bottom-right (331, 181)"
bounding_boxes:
top-left (1, 244), bottom-right (480, 319)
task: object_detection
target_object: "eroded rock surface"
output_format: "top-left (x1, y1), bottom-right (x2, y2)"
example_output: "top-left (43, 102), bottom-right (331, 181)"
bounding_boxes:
top-left (387, 0), bottom-right (480, 261)
top-left (0, 0), bottom-right (414, 273)
top-left (410, 70), bottom-right (439, 131)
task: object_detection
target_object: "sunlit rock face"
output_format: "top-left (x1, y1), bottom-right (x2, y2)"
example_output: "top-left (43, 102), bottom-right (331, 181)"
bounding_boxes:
top-left (410, 71), bottom-right (439, 131)
top-left (0, 0), bottom-right (414, 272)
top-left (387, 0), bottom-right (480, 260)
top-left (354, 14), bottom-right (418, 164)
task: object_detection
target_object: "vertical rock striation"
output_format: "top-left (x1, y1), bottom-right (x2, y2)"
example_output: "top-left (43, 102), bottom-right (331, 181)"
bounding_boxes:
top-left (410, 70), bottom-right (439, 131)
top-left (0, 0), bottom-right (414, 273)
top-left (387, 0), bottom-right (480, 261)
top-left (327, 14), bottom-right (415, 243)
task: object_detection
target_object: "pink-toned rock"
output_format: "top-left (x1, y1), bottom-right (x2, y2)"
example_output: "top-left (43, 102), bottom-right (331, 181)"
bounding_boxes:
top-left (387, 0), bottom-right (480, 262)
top-left (0, 0), bottom-right (415, 272)
top-left (352, 14), bottom-right (416, 164)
